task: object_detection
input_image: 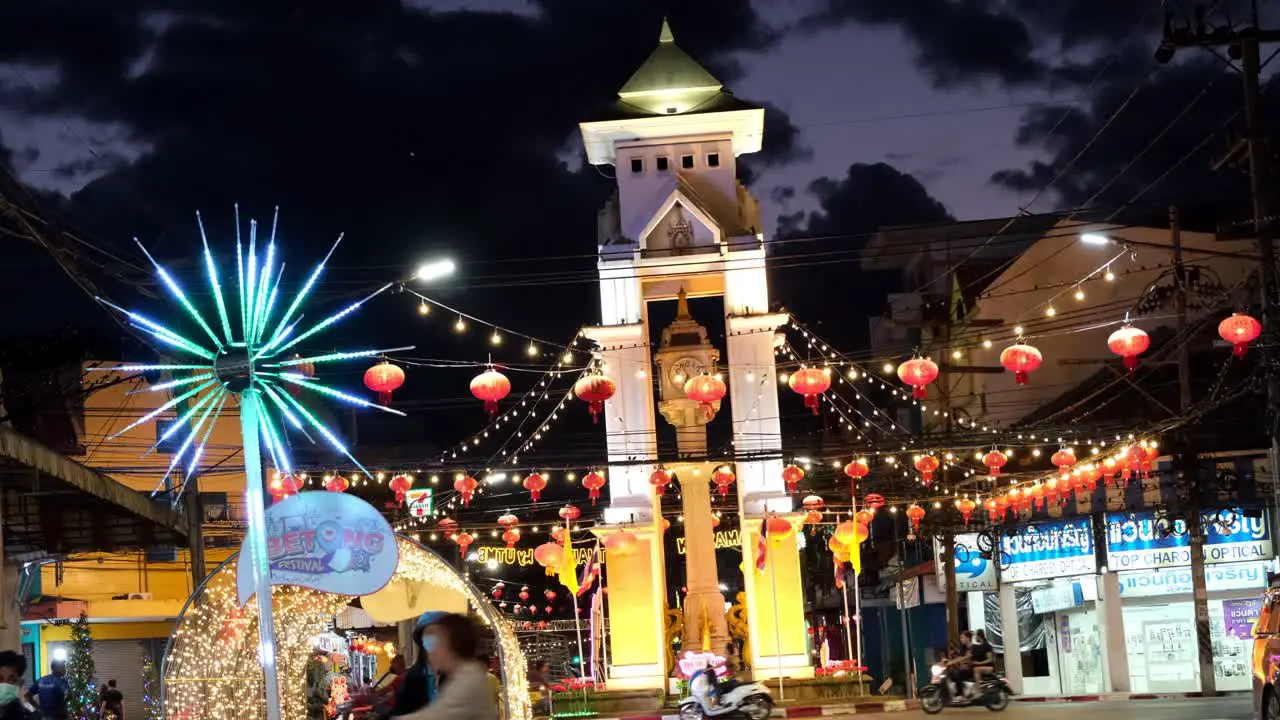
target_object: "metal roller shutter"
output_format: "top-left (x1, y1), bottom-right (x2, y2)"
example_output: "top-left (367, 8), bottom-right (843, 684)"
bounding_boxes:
top-left (48, 638), bottom-right (157, 720)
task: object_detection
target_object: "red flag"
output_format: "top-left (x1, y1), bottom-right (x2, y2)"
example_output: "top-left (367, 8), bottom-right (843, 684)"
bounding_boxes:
top-left (755, 515), bottom-right (770, 573)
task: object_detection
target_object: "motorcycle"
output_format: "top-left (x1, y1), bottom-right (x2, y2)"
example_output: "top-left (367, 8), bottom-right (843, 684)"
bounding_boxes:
top-left (919, 662), bottom-right (1011, 714)
top-left (678, 668), bottom-right (773, 720)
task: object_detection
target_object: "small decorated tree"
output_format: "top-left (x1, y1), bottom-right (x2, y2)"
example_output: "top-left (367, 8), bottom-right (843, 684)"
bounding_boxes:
top-left (141, 652), bottom-right (163, 720)
top-left (65, 611), bottom-right (97, 720)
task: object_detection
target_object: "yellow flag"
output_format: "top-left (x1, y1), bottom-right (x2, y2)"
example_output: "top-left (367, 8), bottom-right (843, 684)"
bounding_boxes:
top-left (849, 539), bottom-right (863, 576)
top-left (558, 528), bottom-right (579, 594)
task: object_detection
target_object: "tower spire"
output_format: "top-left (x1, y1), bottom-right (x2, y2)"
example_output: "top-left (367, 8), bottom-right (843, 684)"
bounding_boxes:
top-left (675, 286), bottom-right (691, 320)
top-left (659, 17), bottom-right (675, 44)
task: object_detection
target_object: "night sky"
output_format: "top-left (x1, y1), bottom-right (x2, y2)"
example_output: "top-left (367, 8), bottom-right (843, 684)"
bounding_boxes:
top-left (2, 0), bottom-right (1279, 451)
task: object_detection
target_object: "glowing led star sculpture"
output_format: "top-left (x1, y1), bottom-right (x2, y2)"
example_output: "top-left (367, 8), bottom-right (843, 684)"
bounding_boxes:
top-left (93, 208), bottom-right (411, 720)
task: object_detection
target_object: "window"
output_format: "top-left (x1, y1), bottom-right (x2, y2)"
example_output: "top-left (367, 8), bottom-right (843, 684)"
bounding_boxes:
top-left (707, 153), bottom-right (720, 168)
top-left (681, 155), bottom-right (694, 169)
top-left (630, 157), bottom-right (644, 174)
top-left (656, 156), bottom-right (669, 172)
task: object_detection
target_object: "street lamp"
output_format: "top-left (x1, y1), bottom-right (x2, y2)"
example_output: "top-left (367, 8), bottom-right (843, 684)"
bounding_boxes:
top-left (416, 258), bottom-right (456, 282)
top-left (1079, 233), bottom-right (1112, 246)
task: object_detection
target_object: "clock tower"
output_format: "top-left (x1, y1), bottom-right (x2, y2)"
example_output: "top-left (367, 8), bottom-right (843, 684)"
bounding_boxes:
top-left (655, 288), bottom-right (721, 457)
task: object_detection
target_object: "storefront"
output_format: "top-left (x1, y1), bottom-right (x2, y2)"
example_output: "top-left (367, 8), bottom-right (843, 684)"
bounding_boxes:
top-left (999, 517), bottom-right (1107, 697)
top-left (1104, 507), bottom-right (1272, 693)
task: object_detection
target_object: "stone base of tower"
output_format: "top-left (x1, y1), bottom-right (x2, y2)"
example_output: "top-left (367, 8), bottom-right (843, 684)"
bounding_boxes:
top-left (742, 514), bottom-right (814, 681)
top-left (593, 524), bottom-right (669, 690)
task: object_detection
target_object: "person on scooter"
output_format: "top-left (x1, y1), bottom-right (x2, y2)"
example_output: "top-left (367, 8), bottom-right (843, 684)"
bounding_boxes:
top-left (969, 630), bottom-right (995, 687)
top-left (946, 631), bottom-right (974, 697)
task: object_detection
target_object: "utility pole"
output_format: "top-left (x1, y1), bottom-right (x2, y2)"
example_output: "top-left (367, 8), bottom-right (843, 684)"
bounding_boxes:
top-left (1160, 3), bottom-right (1280, 544)
top-left (1171, 206), bottom-right (1216, 696)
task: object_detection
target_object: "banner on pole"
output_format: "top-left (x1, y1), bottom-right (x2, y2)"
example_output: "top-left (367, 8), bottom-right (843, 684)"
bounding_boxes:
top-left (236, 491), bottom-right (399, 605)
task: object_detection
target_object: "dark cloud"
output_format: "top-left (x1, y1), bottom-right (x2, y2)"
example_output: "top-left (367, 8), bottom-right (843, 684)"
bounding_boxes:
top-left (800, 0), bottom-right (1046, 89)
top-left (990, 57), bottom-right (1276, 212)
top-left (1008, 0), bottom-right (1153, 51)
top-left (778, 162), bottom-right (953, 239)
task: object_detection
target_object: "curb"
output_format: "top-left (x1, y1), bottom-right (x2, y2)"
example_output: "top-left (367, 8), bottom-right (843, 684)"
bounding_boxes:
top-left (1015, 691), bottom-right (1245, 703)
top-left (588, 701), bottom-right (921, 720)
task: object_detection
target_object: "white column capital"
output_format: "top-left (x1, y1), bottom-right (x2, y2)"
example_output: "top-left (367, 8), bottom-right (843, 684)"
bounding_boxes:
top-left (582, 322), bottom-right (646, 347)
top-left (726, 312), bottom-right (789, 334)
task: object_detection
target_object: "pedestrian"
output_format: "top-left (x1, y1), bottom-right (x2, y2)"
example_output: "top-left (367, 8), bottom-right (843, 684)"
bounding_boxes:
top-left (527, 660), bottom-right (551, 715)
top-left (0, 651), bottom-right (35, 720)
top-left (392, 613), bottom-right (498, 720)
top-left (25, 660), bottom-right (68, 720)
top-left (98, 679), bottom-right (124, 720)
top-left (392, 612), bottom-right (444, 716)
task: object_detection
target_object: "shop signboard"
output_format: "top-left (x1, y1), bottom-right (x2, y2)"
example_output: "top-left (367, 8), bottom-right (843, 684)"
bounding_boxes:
top-left (935, 534), bottom-right (998, 592)
top-left (1030, 577), bottom-right (1098, 614)
top-left (236, 491), bottom-right (399, 605)
top-left (1223, 598), bottom-right (1264, 639)
top-left (1116, 559), bottom-right (1270, 597)
top-left (1103, 507), bottom-right (1271, 570)
top-left (1000, 518), bottom-right (1095, 582)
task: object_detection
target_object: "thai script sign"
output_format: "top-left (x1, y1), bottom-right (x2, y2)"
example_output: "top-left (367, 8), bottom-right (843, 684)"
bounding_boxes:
top-left (1223, 597), bottom-right (1264, 639)
top-left (1116, 560), bottom-right (1269, 597)
top-left (237, 491), bottom-right (398, 605)
top-left (1000, 518), bottom-right (1095, 582)
top-left (1103, 508), bottom-right (1272, 570)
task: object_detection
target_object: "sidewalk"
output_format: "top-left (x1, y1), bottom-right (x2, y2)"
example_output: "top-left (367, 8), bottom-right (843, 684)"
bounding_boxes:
top-left (578, 690), bottom-right (1250, 720)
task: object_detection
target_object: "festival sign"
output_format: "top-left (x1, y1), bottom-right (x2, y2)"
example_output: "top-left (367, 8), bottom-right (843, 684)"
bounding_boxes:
top-left (1000, 518), bottom-right (1095, 583)
top-left (1103, 508), bottom-right (1272, 570)
top-left (236, 491), bottom-right (399, 605)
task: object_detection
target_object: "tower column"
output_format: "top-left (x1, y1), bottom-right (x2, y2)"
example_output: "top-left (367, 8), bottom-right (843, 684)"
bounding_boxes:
top-left (673, 464), bottom-right (729, 653)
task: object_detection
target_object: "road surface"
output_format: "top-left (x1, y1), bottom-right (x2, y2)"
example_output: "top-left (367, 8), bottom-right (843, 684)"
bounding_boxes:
top-left (890, 696), bottom-right (1252, 720)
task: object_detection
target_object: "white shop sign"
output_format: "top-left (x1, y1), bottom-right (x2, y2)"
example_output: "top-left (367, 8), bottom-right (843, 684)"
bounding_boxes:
top-left (1116, 560), bottom-right (1270, 598)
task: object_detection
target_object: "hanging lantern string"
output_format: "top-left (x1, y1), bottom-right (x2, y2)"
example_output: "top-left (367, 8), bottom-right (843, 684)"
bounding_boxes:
top-left (403, 285), bottom-right (579, 352)
top-left (499, 381), bottom-right (584, 465)
top-left (1017, 247), bottom-right (1131, 322)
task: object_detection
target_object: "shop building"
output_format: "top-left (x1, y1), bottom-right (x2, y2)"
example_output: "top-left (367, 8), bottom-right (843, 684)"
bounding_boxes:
top-left (961, 507), bottom-right (1272, 696)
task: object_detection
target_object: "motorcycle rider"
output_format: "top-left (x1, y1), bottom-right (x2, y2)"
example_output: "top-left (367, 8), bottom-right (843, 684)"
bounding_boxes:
top-left (946, 631), bottom-right (974, 698)
top-left (970, 630), bottom-right (995, 686)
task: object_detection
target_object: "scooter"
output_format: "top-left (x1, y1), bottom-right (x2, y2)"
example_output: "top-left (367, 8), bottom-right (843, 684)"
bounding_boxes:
top-left (919, 663), bottom-right (1011, 714)
top-left (678, 668), bottom-right (773, 720)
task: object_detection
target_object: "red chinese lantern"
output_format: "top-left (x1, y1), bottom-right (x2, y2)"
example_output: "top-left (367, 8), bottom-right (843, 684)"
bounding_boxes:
top-left (454, 531), bottom-right (475, 557)
top-left (518, 586), bottom-right (530, 601)
top-left (1108, 325), bottom-right (1150, 376)
top-left (492, 583), bottom-right (505, 599)
top-left (804, 508), bottom-right (823, 529)
top-left (765, 516), bottom-right (795, 541)
top-left (326, 475), bottom-right (350, 493)
top-left (558, 505), bottom-right (581, 523)
top-left (996, 495), bottom-right (1010, 521)
top-left (985, 498), bottom-right (1001, 524)
top-left (574, 374), bottom-right (616, 424)
top-left (268, 472), bottom-right (300, 503)
top-left (470, 369), bottom-right (511, 418)
top-left (523, 473), bottom-right (547, 503)
top-left (781, 464), bottom-right (805, 495)
top-left (1084, 463), bottom-right (1103, 491)
top-left (1142, 443), bottom-right (1160, 474)
top-left (1030, 483), bottom-right (1046, 511)
top-left (1000, 344), bottom-right (1043, 385)
top-left (581, 471), bottom-right (607, 505)
top-left (605, 529), bottom-right (638, 557)
top-left (1219, 312), bottom-right (1262, 357)
top-left (1045, 477), bottom-right (1062, 506)
top-left (788, 367), bottom-right (831, 414)
top-left (711, 466), bottom-right (736, 498)
top-left (389, 473), bottom-right (414, 505)
top-left (364, 361), bottom-right (405, 404)
top-left (1051, 449), bottom-right (1076, 480)
top-left (914, 455), bottom-right (940, 485)
top-left (1124, 444), bottom-right (1147, 481)
top-left (649, 468), bottom-right (673, 496)
top-left (684, 374), bottom-right (727, 420)
top-left (544, 589), bottom-right (557, 602)
top-left (984, 450), bottom-right (1008, 477)
top-left (896, 357), bottom-right (939, 400)
top-left (956, 498), bottom-right (976, 527)
top-left (438, 518), bottom-right (458, 537)
top-left (854, 509), bottom-right (875, 526)
top-left (534, 542), bottom-right (563, 575)
top-left (843, 458), bottom-right (869, 488)
top-left (502, 528), bottom-right (521, 548)
top-left (905, 504), bottom-right (925, 532)
top-left (863, 493), bottom-right (886, 510)
top-left (802, 494), bottom-right (825, 512)
top-left (544, 606), bottom-right (553, 615)
top-left (454, 475), bottom-right (479, 506)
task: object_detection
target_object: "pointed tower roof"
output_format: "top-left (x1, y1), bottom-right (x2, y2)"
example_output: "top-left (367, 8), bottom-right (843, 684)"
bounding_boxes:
top-left (617, 19), bottom-right (723, 105)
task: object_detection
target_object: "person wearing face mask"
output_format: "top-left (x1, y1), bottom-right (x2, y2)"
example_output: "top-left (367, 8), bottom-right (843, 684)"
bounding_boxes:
top-left (0, 651), bottom-right (35, 720)
top-left (391, 612), bottom-right (444, 716)
top-left (393, 613), bottom-right (497, 720)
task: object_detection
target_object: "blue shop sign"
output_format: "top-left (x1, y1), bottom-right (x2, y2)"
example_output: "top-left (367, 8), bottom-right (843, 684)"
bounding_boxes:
top-left (1104, 508), bottom-right (1272, 571)
top-left (1000, 518), bottom-right (1096, 582)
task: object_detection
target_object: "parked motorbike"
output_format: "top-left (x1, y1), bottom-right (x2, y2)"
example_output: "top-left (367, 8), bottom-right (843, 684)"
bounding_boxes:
top-left (919, 662), bottom-right (1011, 714)
top-left (678, 668), bottom-right (773, 720)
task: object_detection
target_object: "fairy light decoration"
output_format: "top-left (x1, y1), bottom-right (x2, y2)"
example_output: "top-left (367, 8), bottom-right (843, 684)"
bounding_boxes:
top-left (92, 207), bottom-right (411, 720)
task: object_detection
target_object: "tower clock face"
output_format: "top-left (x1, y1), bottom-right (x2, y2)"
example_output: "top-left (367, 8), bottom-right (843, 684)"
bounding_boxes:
top-left (669, 357), bottom-right (705, 384)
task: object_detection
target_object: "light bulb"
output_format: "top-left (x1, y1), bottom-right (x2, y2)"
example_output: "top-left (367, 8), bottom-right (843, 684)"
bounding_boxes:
top-left (1045, 306), bottom-right (1057, 317)
top-left (1105, 270), bottom-right (1115, 281)
top-left (454, 316), bottom-right (467, 332)
top-left (982, 339), bottom-right (992, 349)
top-left (490, 330), bottom-right (502, 345)
top-left (418, 301), bottom-right (430, 316)
top-left (526, 342), bottom-right (539, 357)
top-left (1074, 288), bottom-right (1085, 301)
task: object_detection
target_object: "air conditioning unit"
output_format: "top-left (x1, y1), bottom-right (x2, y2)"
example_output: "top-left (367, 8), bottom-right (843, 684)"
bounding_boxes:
top-left (127, 593), bottom-right (153, 601)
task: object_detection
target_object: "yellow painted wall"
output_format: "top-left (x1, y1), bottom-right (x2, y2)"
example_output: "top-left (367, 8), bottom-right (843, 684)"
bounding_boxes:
top-left (745, 529), bottom-right (807, 657)
top-left (605, 534), bottom-right (662, 667)
top-left (41, 621), bottom-right (175, 643)
top-left (42, 548), bottom-right (236, 604)
top-left (77, 363), bottom-right (247, 495)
